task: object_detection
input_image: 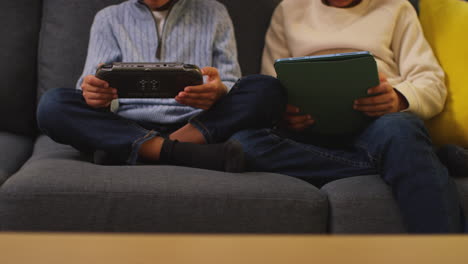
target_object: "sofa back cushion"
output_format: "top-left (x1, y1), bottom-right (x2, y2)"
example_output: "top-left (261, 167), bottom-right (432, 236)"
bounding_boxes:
top-left (37, 0), bottom-right (281, 99)
top-left (0, 1), bottom-right (42, 136)
top-left (218, 0), bottom-right (282, 75)
top-left (37, 0), bottom-right (126, 99)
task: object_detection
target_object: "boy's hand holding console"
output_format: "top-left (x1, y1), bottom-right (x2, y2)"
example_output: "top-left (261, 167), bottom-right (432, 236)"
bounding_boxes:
top-left (82, 63), bottom-right (227, 110)
top-left (175, 66), bottom-right (228, 110)
top-left (81, 73), bottom-right (117, 109)
top-left (275, 51), bottom-right (408, 135)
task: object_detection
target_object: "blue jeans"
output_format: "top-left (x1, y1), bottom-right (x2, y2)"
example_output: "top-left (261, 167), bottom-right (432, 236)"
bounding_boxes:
top-left (37, 74), bottom-right (286, 164)
top-left (230, 112), bottom-right (464, 233)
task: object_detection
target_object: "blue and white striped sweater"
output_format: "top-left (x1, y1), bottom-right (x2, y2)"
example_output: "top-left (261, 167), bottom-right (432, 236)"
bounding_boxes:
top-left (77, 0), bottom-right (241, 124)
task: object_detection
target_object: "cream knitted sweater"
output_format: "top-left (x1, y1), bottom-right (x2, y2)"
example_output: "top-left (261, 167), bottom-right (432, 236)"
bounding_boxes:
top-left (262, 0), bottom-right (446, 120)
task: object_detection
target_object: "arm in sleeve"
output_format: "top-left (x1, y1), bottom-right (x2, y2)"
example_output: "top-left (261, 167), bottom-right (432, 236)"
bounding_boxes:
top-left (261, 4), bottom-right (292, 77)
top-left (75, 10), bottom-right (122, 90)
top-left (211, 6), bottom-right (242, 90)
top-left (391, 4), bottom-right (447, 120)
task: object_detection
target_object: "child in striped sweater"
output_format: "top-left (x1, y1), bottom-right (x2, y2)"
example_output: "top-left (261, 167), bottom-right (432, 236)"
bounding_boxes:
top-left (37, 0), bottom-right (286, 172)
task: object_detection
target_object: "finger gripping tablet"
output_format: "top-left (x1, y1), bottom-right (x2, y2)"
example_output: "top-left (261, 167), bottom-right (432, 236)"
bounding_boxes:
top-left (274, 51), bottom-right (380, 136)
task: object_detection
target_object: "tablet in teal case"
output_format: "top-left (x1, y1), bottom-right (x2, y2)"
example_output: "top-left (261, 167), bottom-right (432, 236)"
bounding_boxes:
top-left (274, 51), bottom-right (380, 136)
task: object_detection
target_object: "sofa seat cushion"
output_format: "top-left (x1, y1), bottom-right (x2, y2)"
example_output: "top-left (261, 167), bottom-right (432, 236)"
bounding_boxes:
top-left (0, 136), bottom-right (327, 233)
top-left (0, 132), bottom-right (33, 185)
top-left (321, 175), bottom-right (406, 233)
top-left (24, 134), bottom-right (90, 164)
top-left (322, 175), bottom-right (468, 233)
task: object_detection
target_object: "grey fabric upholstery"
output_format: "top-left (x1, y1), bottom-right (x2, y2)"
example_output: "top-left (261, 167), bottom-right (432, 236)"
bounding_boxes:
top-left (25, 135), bottom-right (90, 165)
top-left (322, 175), bottom-right (468, 233)
top-left (218, 0), bottom-right (282, 75)
top-left (321, 175), bottom-right (406, 233)
top-left (1, 137), bottom-right (328, 233)
top-left (0, 132), bottom-right (34, 185)
top-left (0, 0), bottom-right (42, 136)
top-left (37, 0), bottom-right (126, 99)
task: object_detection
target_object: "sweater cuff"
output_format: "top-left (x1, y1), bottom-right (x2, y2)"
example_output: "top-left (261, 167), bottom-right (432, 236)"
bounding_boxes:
top-left (110, 99), bottom-right (119, 113)
top-left (223, 81), bottom-right (236, 91)
top-left (394, 81), bottom-right (418, 114)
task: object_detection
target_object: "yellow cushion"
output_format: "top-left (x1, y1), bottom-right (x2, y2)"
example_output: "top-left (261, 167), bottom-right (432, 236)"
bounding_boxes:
top-left (421, 0), bottom-right (468, 147)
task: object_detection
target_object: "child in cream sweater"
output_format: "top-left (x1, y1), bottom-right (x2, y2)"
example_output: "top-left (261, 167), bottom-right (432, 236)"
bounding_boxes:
top-left (230, 0), bottom-right (465, 233)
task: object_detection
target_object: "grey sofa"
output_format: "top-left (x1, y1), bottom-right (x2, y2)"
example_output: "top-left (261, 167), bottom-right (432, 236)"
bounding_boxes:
top-left (0, 0), bottom-right (466, 233)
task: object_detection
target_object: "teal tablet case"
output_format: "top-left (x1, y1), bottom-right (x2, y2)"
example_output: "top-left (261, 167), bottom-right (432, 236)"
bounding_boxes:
top-left (274, 51), bottom-right (380, 136)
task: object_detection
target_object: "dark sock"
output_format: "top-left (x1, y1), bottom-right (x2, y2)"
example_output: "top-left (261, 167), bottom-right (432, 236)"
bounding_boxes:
top-left (436, 144), bottom-right (468, 177)
top-left (159, 139), bottom-right (245, 172)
